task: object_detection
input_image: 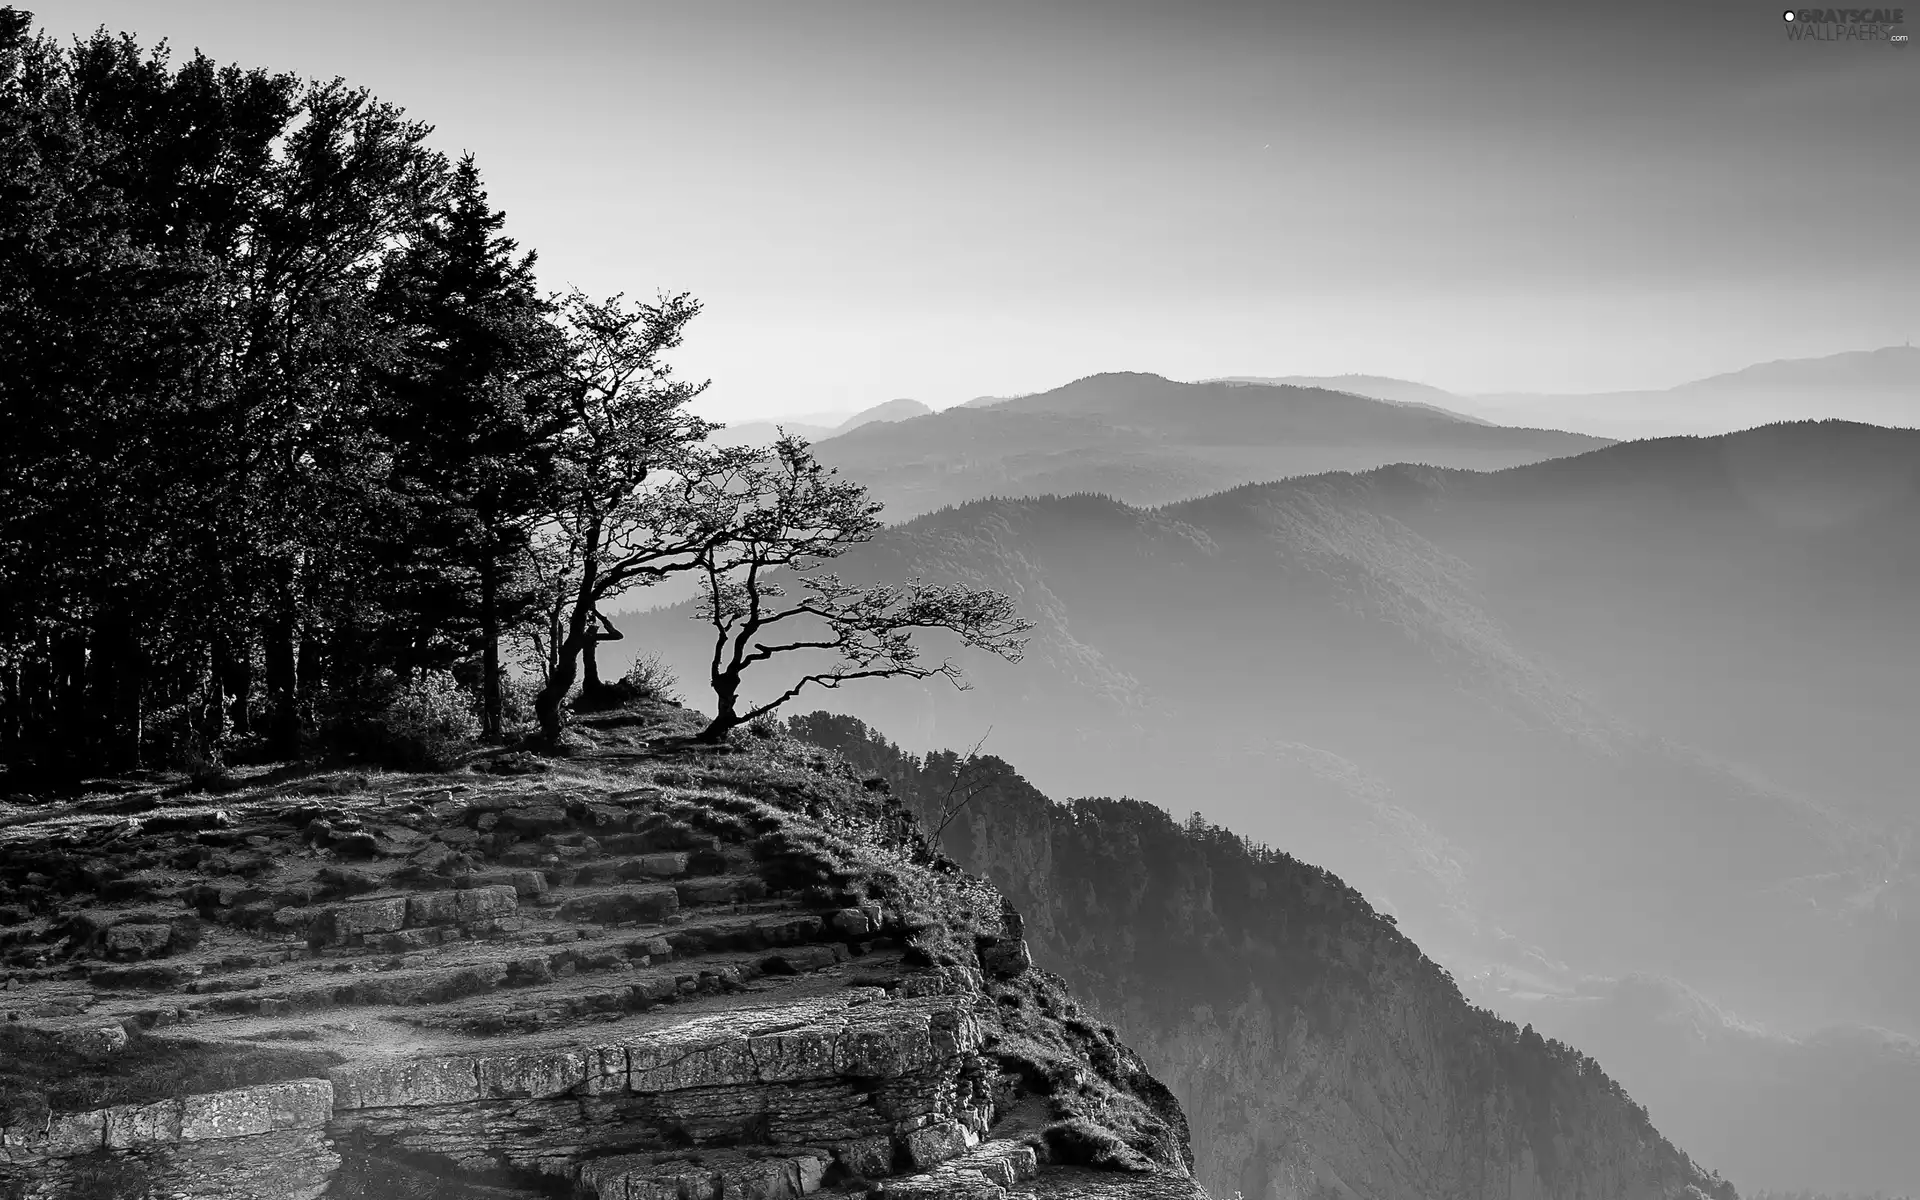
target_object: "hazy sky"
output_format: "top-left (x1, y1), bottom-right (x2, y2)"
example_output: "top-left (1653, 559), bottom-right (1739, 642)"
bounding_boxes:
top-left (37, 0), bottom-right (1920, 420)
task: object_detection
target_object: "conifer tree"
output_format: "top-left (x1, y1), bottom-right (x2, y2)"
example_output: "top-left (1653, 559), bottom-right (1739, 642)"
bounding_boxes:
top-left (376, 154), bottom-right (564, 739)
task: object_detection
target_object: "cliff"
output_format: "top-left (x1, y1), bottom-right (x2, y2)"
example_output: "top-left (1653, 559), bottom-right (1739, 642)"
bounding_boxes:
top-left (0, 702), bottom-right (1203, 1200)
top-left (793, 714), bottom-right (1739, 1200)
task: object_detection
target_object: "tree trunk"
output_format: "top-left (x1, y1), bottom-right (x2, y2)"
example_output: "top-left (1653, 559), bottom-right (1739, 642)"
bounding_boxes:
top-left (480, 553), bottom-right (502, 741)
top-left (90, 611), bottom-right (145, 773)
top-left (583, 635), bottom-right (603, 691)
top-left (534, 637), bottom-right (578, 743)
top-left (14, 648), bottom-right (49, 776)
top-left (297, 620), bottom-right (323, 717)
top-left (264, 610), bottom-right (298, 759)
top-left (534, 594), bottom-right (594, 743)
top-left (535, 522), bottom-right (602, 743)
top-left (697, 671), bottom-right (742, 743)
top-left (51, 630), bottom-right (88, 778)
top-left (214, 631), bottom-right (252, 739)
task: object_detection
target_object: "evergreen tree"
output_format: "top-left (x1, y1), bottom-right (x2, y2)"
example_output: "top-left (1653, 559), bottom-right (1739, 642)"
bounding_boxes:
top-left (0, 11), bottom-right (446, 774)
top-left (375, 153), bottom-right (564, 739)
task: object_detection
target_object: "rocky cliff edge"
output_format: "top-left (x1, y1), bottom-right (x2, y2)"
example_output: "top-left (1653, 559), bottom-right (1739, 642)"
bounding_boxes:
top-left (0, 701), bottom-right (1203, 1200)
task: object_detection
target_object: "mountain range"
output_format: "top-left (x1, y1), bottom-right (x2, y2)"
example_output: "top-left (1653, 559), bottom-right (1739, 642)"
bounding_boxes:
top-left (716, 347), bottom-right (1916, 512)
top-left (1207, 347), bottom-right (1920, 441)
top-left (809, 372), bottom-right (1607, 519)
top-left (1198, 374), bottom-right (1497, 425)
top-left (1461, 346), bottom-right (1920, 438)
top-left (615, 418), bottom-right (1920, 1194)
top-left (707, 397), bottom-right (934, 449)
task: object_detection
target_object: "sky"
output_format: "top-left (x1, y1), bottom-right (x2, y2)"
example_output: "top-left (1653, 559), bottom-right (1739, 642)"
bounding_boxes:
top-left (34, 0), bottom-right (1920, 422)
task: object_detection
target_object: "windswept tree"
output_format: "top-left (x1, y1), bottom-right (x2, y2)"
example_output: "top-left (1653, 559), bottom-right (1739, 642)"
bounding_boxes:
top-left (526, 290), bottom-right (718, 741)
top-left (688, 436), bottom-right (1033, 743)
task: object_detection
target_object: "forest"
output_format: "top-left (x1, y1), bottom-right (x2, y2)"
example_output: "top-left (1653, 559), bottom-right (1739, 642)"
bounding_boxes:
top-left (786, 710), bottom-right (1739, 1199)
top-left (0, 11), bottom-right (1026, 784)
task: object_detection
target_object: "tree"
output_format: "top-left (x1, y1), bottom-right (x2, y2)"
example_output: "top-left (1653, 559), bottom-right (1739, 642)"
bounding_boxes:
top-left (374, 153), bottom-right (564, 739)
top-left (688, 436), bottom-right (1033, 743)
top-left (527, 290), bottom-right (718, 741)
top-left (221, 76), bottom-right (446, 758)
top-left (0, 11), bottom-right (459, 775)
top-left (927, 729), bottom-right (996, 840)
top-left (0, 18), bottom-right (310, 775)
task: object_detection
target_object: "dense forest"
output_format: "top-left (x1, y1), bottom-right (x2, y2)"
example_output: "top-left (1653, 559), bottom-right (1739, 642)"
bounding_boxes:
top-left (0, 9), bottom-right (1024, 783)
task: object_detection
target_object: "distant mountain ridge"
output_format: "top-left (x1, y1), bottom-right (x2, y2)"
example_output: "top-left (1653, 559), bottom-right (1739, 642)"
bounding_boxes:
top-left (1463, 345), bottom-right (1920, 437)
top-left (721, 344), bottom-right (1918, 451)
top-left (836, 397), bottom-right (931, 432)
top-left (1201, 373), bottom-right (1498, 425)
top-left (812, 371), bottom-right (1608, 519)
top-left (708, 397), bottom-right (933, 449)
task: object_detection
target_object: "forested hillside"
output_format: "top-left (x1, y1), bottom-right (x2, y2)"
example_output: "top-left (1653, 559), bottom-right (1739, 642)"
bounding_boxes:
top-left (790, 712), bottom-right (1738, 1200)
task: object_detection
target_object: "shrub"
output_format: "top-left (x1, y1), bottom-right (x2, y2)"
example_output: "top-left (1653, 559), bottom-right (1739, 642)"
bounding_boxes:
top-left (747, 714), bottom-right (780, 739)
top-left (621, 652), bottom-right (680, 703)
top-left (573, 652), bottom-right (681, 712)
top-left (497, 674), bottom-right (541, 736)
top-left (1041, 1118), bottom-right (1152, 1171)
top-left (373, 671), bottom-right (480, 770)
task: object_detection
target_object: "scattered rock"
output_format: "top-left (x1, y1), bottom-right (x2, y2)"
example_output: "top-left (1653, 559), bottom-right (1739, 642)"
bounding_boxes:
top-left (104, 923), bottom-right (173, 960)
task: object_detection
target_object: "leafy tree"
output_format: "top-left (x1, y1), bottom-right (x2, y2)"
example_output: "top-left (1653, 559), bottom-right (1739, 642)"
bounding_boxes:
top-left (526, 290), bottom-right (716, 741)
top-left (687, 436), bottom-right (1033, 742)
top-left (216, 76), bottom-right (446, 757)
top-left (0, 10), bottom-right (455, 774)
top-left (0, 15), bottom-right (306, 774)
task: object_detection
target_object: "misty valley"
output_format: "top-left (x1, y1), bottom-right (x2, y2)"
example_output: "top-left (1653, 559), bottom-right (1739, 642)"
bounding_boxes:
top-left (2, 6), bottom-right (1917, 1200)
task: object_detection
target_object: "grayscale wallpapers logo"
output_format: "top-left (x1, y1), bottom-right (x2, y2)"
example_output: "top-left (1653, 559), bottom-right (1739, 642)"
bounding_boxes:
top-left (1782, 7), bottom-right (1910, 40)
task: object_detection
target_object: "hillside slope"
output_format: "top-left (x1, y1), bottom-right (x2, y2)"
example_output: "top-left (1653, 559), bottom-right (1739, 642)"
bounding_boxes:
top-left (793, 714), bottom-right (1737, 1200)
top-left (620, 475), bottom-right (1903, 1033)
top-left (1499, 976), bottom-right (1920, 1197)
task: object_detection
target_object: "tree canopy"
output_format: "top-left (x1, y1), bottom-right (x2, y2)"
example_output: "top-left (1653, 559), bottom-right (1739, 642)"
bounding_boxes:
top-left (0, 8), bottom-right (1029, 782)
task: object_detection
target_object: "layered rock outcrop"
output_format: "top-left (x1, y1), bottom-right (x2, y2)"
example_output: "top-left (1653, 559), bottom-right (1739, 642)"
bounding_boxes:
top-left (0, 704), bottom-right (1203, 1200)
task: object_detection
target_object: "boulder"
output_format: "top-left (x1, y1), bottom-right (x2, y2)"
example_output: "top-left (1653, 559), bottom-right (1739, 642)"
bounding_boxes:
top-left (979, 939), bottom-right (1032, 980)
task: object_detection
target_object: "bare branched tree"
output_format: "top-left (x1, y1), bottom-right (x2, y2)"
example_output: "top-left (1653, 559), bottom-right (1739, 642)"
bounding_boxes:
top-left (688, 436), bottom-right (1033, 742)
top-left (930, 727), bottom-right (995, 840)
